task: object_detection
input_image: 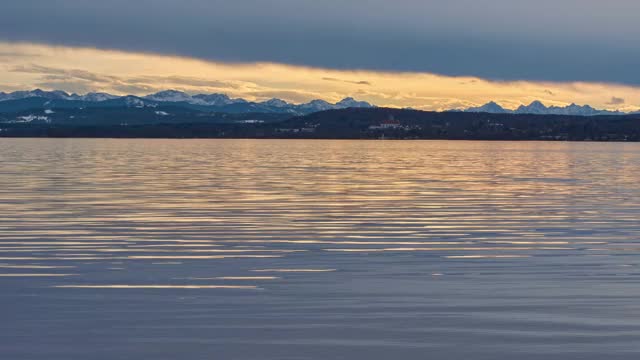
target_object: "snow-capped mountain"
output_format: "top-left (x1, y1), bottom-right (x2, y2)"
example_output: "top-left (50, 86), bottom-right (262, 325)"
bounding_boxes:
top-left (79, 92), bottom-right (120, 102)
top-left (144, 90), bottom-right (195, 104)
top-left (297, 99), bottom-right (334, 113)
top-left (0, 89), bottom-right (119, 103)
top-left (545, 103), bottom-right (624, 116)
top-left (192, 93), bottom-right (244, 106)
top-left (0, 89), bottom-right (376, 115)
top-left (0, 90), bottom-right (633, 117)
top-left (465, 101), bottom-right (509, 114)
top-left (515, 100), bottom-right (550, 115)
top-left (466, 100), bottom-right (625, 116)
top-left (145, 91), bottom-right (255, 106)
top-left (260, 98), bottom-right (290, 108)
top-left (0, 89), bottom-right (74, 101)
top-left (123, 96), bottom-right (156, 108)
top-left (335, 97), bottom-right (373, 109)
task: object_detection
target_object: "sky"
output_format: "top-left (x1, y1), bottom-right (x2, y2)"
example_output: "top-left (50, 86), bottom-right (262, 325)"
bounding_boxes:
top-left (1, 0), bottom-right (640, 111)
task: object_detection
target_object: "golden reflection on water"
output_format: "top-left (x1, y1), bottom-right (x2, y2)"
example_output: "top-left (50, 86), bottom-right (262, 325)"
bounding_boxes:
top-left (53, 285), bottom-right (260, 289)
top-left (181, 276), bottom-right (280, 280)
top-left (252, 269), bottom-right (338, 273)
top-left (323, 247), bottom-right (574, 252)
top-left (0, 139), bottom-right (639, 290)
top-left (0, 273), bottom-right (77, 277)
top-left (444, 255), bottom-right (532, 259)
top-left (88, 249), bottom-right (304, 253)
top-left (126, 255), bottom-right (284, 260)
top-left (0, 264), bottom-right (75, 269)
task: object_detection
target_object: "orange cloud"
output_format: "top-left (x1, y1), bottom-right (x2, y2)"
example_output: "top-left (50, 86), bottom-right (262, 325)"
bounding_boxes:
top-left (1, 41), bottom-right (640, 112)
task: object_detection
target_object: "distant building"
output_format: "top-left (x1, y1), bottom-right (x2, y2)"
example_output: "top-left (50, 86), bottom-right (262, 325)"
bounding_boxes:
top-left (237, 120), bottom-right (264, 124)
top-left (370, 116), bottom-right (402, 130)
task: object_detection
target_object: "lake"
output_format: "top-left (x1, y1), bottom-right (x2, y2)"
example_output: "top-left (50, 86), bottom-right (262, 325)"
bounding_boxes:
top-left (1, 139), bottom-right (639, 359)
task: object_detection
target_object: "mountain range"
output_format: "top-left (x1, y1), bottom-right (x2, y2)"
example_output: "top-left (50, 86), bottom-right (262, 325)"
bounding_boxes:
top-left (0, 89), bottom-right (373, 115)
top-left (0, 89), bottom-right (635, 117)
top-left (464, 100), bottom-right (631, 116)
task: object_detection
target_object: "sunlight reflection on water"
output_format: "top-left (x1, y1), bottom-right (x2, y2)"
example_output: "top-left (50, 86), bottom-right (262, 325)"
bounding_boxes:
top-left (1, 139), bottom-right (640, 359)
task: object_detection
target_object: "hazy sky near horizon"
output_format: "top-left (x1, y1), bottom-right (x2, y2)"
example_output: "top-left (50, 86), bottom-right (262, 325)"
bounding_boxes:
top-left (1, 1), bottom-right (640, 110)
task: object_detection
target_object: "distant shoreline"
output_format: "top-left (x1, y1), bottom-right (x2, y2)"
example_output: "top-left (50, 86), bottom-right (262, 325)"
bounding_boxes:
top-left (2, 107), bottom-right (639, 142)
top-left (1, 135), bottom-right (637, 143)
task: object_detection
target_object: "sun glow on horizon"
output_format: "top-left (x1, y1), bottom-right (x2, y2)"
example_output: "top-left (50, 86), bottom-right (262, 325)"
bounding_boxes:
top-left (2, 41), bottom-right (640, 112)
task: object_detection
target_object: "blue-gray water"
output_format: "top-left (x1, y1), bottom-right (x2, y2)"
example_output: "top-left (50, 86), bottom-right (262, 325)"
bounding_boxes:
top-left (1, 139), bottom-right (640, 359)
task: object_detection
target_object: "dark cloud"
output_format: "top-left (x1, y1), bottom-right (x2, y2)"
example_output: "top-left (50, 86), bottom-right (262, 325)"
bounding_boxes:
top-left (606, 96), bottom-right (625, 105)
top-left (35, 81), bottom-right (96, 95)
top-left (110, 84), bottom-right (157, 95)
top-left (2, 0), bottom-right (640, 84)
top-left (11, 64), bottom-right (120, 83)
top-left (0, 51), bottom-right (39, 58)
top-left (129, 75), bottom-right (240, 89)
top-left (322, 77), bottom-right (372, 86)
top-left (9, 64), bottom-right (245, 95)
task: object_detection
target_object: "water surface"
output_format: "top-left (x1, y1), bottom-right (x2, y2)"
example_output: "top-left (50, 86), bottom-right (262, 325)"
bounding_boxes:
top-left (1, 139), bottom-right (640, 359)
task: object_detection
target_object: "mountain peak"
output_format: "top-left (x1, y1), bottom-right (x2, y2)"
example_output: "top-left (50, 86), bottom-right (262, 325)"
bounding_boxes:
top-left (145, 90), bottom-right (192, 102)
top-left (192, 93), bottom-right (236, 106)
top-left (81, 92), bottom-right (119, 102)
top-left (467, 100), bottom-right (624, 116)
top-left (153, 89), bottom-right (188, 96)
top-left (515, 100), bottom-right (548, 114)
top-left (308, 99), bottom-right (330, 105)
top-left (466, 101), bottom-right (508, 114)
top-left (336, 97), bottom-right (373, 109)
top-left (261, 98), bottom-right (289, 107)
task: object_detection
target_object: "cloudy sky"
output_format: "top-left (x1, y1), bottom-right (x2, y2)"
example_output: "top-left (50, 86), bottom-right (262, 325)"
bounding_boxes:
top-left (1, 0), bottom-right (640, 110)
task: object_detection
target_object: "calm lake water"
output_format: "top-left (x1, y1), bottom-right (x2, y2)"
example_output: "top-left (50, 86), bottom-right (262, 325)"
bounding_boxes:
top-left (1, 139), bottom-right (640, 359)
